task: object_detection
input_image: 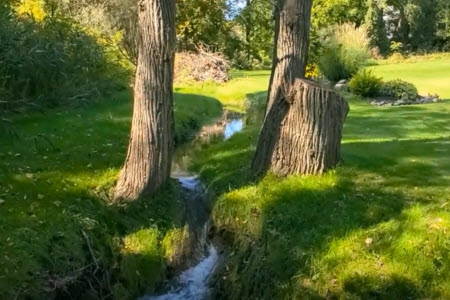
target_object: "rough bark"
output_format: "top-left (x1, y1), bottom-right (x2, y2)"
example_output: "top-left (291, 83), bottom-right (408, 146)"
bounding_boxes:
top-left (268, 79), bottom-right (349, 175)
top-left (114, 0), bottom-right (176, 202)
top-left (252, 0), bottom-right (349, 176)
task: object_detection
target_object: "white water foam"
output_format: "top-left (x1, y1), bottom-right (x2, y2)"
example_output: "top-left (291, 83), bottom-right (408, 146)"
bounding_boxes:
top-left (139, 246), bottom-right (219, 300)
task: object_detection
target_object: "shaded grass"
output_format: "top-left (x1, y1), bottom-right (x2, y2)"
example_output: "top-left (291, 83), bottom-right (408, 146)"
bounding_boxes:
top-left (191, 89), bottom-right (450, 298)
top-left (0, 91), bottom-right (222, 298)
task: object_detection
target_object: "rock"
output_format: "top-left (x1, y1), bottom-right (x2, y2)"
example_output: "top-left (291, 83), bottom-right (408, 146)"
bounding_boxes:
top-left (334, 83), bottom-right (349, 93)
top-left (432, 98), bottom-right (440, 103)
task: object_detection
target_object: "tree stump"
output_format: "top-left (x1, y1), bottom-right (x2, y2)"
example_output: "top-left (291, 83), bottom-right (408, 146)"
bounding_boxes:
top-left (252, 79), bottom-right (349, 176)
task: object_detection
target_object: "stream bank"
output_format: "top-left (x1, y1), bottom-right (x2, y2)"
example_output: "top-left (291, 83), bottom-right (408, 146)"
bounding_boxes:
top-left (139, 111), bottom-right (244, 300)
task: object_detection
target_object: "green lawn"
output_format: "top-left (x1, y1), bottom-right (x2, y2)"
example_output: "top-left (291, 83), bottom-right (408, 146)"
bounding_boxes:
top-left (1, 58), bottom-right (449, 299)
top-left (0, 91), bottom-right (222, 299)
top-left (189, 62), bottom-right (450, 299)
top-left (370, 57), bottom-right (450, 100)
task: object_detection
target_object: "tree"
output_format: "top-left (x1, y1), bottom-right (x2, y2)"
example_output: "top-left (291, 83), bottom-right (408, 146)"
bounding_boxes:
top-left (114, 0), bottom-right (176, 201)
top-left (365, 0), bottom-right (390, 55)
top-left (231, 0), bottom-right (273, 68)
top-left (252, 0), bottom-right (349, 177)
top-left (176, 0), bottom-right (230, 51)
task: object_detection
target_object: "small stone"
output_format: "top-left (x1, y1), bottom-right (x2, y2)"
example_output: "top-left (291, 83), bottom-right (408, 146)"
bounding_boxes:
top-left (334, 83), bottom-right (349, 93)
top-left (365, 237), bottom-right (373, 246)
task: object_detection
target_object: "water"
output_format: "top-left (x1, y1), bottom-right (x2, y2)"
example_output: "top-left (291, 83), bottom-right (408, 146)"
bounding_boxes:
top-left (139, 115), bottom-right (244, 300)
top-left (139, 246), bottom-right (219, 300)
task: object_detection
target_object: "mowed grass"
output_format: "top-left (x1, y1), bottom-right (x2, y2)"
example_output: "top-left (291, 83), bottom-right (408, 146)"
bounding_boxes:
top-left (0, 91), bottom-right (222, 298)
top-left (190, 61), bottom-right (450, 298)
top-left (370, 56), bottom-right (450, 100)
top-left (1, 58), bottom-right (449, 299)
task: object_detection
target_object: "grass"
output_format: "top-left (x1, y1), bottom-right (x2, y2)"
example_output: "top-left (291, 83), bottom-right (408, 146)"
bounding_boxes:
top-left (369, 56), bottom-right (450, 100)
top-left (1, 57), bottom-right (449, 299)
top-left (0, 90), bottom-right (222, 299)
top-left (189, 61), bottom-right (450, 298)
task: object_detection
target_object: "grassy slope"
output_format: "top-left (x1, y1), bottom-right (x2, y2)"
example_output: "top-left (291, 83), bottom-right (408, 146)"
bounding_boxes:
top-left (0, 91), bottom-right (222, 298)
top-left (191, 61), bottom-right (450, 298)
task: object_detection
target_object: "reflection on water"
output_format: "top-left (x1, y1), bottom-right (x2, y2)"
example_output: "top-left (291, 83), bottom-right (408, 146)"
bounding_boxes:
top-left (171, 114), bottom-right (244, 177)
top-left (224, 119), bottom-right (243, 139)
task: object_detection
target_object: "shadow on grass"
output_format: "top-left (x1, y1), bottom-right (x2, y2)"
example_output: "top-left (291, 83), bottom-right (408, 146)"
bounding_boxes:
top-left (194, 92), bottom-right (449, 299)
top-left (0, 93), bottom-right (224, 299)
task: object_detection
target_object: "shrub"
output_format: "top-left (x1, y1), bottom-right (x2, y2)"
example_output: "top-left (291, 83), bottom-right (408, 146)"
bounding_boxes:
top-left (349, 70), bottom-right (383, 97)
top-left (318, 23), bottom-right (371, 81)
top-left (380, 80), bottom-right (419, 101)
top-left (387, 52), bottom-right (405, 63)
top-left (0, 3), bottom-right (126, 114)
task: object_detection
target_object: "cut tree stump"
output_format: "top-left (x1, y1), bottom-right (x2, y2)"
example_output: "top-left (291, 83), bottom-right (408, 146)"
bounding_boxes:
top-left (252, 78), bottom-right (349, 176)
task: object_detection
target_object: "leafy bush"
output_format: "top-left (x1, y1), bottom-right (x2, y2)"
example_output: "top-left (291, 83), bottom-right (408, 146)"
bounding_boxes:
top-left (318, 23), bottom-right (371, 81)
top-left (380, 80), bottom-right (419, 101)
top-left (349, 70), bottom-right (382, 97)
top-left (0, 3), bottom-right (125, 114)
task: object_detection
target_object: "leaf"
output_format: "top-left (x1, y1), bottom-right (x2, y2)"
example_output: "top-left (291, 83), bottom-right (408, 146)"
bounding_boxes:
top-left (0, 199), bottom-right (5, 205)
top-left (37, 194), bottom-right (44, 200)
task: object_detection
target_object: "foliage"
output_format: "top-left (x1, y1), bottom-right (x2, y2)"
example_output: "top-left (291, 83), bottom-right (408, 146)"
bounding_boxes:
top-left (226, 0), bottom-right (273, 69)
top-left (318, 23), bottom-right (371, 81)
top-left (365, 0), bottom-right (390, 56)
top-left (311, 0), bottom-right (368, 29)
top-left (177, 0), bottom-right (230, 52)
top-left (387, 52), bottom-right (406, 63)
top-left (349, 70), bottom-right (383, 97)
top-left (0, 1), bottom-right (125, 114)
top-left (305, 64), bottom-right (319, 79)
top-left (380, 79), bottom-right (419, 100)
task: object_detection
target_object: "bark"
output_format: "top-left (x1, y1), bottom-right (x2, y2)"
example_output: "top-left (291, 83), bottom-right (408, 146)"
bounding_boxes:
top-left (114, 0), bottom-right (176, 202)
top-left (267, 79), bottom-right (349, 175)
top-left (252, 0), bottom-right (349, 176)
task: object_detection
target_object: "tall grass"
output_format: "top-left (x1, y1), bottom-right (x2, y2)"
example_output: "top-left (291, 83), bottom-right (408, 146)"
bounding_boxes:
top-left (0, 3), bottom-right (126, 115)
top-left (319, 23), bottom-right (371, 81)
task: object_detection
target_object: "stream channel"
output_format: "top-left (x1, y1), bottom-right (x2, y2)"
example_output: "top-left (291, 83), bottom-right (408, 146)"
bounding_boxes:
top-left (139, 112), bottom-right (244, 300)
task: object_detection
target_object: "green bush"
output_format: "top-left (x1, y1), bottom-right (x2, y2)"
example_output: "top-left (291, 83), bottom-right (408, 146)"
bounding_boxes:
top-left (0, 6), bottom-right (125, 114)
top-left (380, 80), bottom-right (419, 101)
top-left (349, 70), bottom-right (383, 97)
top-left (318, 23), bottom-right (371, 81)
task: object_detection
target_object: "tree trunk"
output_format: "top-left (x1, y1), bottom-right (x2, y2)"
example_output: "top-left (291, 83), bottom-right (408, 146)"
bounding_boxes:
top-left (114, 0), bottom-right (176, 202)
top-left (265, 79), bottom-right (349, 175)
top-left (252, 0), bottom-right (349, 176)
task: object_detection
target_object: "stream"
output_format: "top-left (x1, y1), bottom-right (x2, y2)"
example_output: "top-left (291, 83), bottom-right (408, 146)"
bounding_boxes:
top-left (139, 112), bottom-right (244, 300)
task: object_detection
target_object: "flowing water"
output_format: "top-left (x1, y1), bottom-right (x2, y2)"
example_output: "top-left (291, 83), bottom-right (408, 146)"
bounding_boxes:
top-left (139, 112), bottom-right (244, 300)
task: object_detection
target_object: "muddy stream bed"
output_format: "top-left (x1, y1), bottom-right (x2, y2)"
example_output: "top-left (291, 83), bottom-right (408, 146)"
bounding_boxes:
top-left (139, 112), bottom-right (244, 300)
